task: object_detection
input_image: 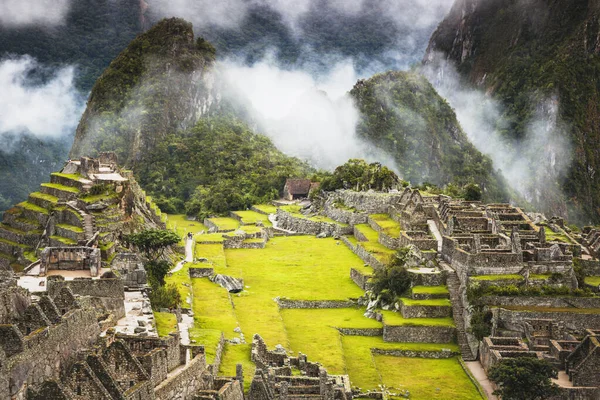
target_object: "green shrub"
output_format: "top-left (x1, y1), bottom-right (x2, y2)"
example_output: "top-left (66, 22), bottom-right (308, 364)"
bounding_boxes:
top-left (149, 283), bottom-right (181, 310)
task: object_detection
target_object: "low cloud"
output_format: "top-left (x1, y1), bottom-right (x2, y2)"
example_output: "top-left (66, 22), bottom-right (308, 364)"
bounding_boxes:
top-left (0, 56), bottom-right (82, 143)
top-left (421, 56), bottom-right (572, 214)
top-left (0, 0), bottom-right (72, 27)
top-left (220, 57), bottom-right (397, 170)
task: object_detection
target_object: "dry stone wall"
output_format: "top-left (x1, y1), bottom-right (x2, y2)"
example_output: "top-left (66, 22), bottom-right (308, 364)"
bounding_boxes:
top-left (154, 354), bottom-right (211, 400)
top-left (2, 296), bottom-right (104, 399)
top-left (382, 325), bottom-right (456, 343)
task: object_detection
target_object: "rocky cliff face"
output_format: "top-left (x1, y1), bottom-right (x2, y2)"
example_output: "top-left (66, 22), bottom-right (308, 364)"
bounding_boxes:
top-left (69, 18), bottom-right (218, 166)
top-left (425, 0), bottom-right (600, 222)
top-left (350, 71), bottom-right (509, 201)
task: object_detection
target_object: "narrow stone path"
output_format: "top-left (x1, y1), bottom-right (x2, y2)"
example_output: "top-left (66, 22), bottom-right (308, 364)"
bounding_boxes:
top-left (465, 361), bottom-right (498, 400)
top-left (427, 219), bottom-right (443, 252)
top-left (170, 236), bottom-right (194, 273)
top-left (441, 262), bottom-right (476, 361)
top-left (66, 201), bottom-right (96, 241)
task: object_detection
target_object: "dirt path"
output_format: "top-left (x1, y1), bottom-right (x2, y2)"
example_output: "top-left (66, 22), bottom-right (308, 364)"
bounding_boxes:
top-left (465, 361), bottom-right (498, 400)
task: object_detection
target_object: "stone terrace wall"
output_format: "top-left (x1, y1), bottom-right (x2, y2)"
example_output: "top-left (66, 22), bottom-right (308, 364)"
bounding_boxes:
top-left (323, 202), bottom-right (369, 225)
top-left (352, 242), bottom-right (386, 271)
top-left (372, 348), bottom-right (457, 358)
top-left (275, 210), bottom-right (352, 237)
top-left (350, 268), bottom-right (372, 290)
top-left (276, 299), bottom-right (356, 309)
top-left (335, 190), bottom-right (401, 214)
top-left (3, 296), bottom-right (103, 399)
top-left (495, 308), bottom-right (600, 332)
top-left (189, 267), bottom-right (214, 278)
top-left (479, 296), bottom-right (600, 309)
top-left (382, 325), bottom-right (456, 343)
top-left (47, 276), bottom-right (125, 318)
top-left (379, 231), bottom-right (399, 250)
top-left (154, 353), bottom-right (210, 400)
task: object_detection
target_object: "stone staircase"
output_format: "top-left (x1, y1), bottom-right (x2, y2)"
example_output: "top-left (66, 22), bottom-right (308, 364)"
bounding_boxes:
top-left (66, 201), bottom-right (96, 241)
top-left (445, 268), bottom-right (477, 361)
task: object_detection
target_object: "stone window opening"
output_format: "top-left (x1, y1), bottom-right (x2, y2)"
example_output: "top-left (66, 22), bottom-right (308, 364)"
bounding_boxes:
top-left (76, 385), bottom-right (81, 395)
top-left (129, 380), bottom-right (134, 388)
top-left (26, 327), bottom-right (31, 335)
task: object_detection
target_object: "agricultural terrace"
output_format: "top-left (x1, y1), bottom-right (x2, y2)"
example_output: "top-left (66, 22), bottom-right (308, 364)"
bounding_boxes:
top-left (165, 211), bottom-right (482, 399)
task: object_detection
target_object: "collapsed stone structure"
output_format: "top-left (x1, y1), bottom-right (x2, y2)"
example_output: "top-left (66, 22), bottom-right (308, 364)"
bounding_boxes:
top-left (248, 335), bottom-right (352, 400)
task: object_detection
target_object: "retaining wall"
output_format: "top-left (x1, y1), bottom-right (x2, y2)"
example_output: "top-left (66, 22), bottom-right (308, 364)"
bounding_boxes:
top-left (382, 324), bottom-right (456, 343)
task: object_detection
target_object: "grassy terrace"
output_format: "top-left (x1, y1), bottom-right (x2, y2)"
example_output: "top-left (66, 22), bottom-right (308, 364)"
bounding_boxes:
top-left (0, 238), bottom-right (27, 248)
top-left (370, 214), bottom-right (402, 237)
top-left (206, 217), bottom-right (240, 231)
top-left (51, 172), bottom-right (85, 181)
top-left (17, 201), bottom-right (49, 215)
top-left (252, 204), bottom-right (278, 214)
top-left (165, 262), bottom-right (193, 305)
top-left (400, 298), bottom-right (451, 307)
top-left (530, 274), bottom-right (552, 280)
top-left (50, 236), bottom-right (77, 245)
top-left (154, 312), bottom-right (177, 337)
top-left (354, 224), bottom-right (396, 264)
top-left (412, 286), bottom-right (449, 295)
top-left (56, 224), bottom-right (84, 233)
top-left (381, 310), bottom-right (455, 327)
top-left (231, 210), bottom-right (273, 227)
top-left (30, 192), bottom-right (58, 204)
top-left (376, 356), bottom-right (482, 399)
top-left (280, 205), bottom-right (347, 226)
top-left (544, 226), bottom-right (575, 244)
top-left (41, 183), bottom-right (80, 194)
top-left (585, 276), bottom-right (600, 286)
top-left (470, 274), bottom-right (524, 281)
top-left (166, 214), bottom-right (206, 243)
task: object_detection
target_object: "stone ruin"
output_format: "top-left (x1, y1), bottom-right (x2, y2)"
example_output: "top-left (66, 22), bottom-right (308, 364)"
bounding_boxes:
top-left (0, 264), bottom-right (244, 400)
top-left (248, 334), bottom-right (352, 400)
top-left (40, 246), bottom-right (101, 277)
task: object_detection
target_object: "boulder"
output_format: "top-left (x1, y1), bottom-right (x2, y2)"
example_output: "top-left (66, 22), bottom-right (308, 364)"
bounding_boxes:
top-left (212, 274), bottom-right (244, 293)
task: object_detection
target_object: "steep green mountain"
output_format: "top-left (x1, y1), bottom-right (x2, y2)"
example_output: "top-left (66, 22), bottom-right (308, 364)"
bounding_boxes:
top-left (350, 71), bottom-right (509, 202)
top-left (69, 18), bottom-right (217, 165)
top-left (68, 18), bottom-right (312, 217)
top-left (425, 0), bottom-right (600, 222)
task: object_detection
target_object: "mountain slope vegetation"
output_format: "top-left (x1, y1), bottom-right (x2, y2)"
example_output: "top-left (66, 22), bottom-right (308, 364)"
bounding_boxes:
top-left (350, 71), bottom-right (509, 202)
top-left (426, 0), bottom-right (600, 222)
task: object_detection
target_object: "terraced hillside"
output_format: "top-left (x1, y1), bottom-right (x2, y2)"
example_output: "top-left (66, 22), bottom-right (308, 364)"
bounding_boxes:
top-left (164, 205), bottom-right (484, 399)
top-left (0, 157), bottom-right (165, 272)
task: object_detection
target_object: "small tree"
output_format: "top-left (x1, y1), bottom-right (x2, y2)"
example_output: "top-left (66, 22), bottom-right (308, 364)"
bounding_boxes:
top-left (124, 229), bottom-right (180, 262)
top-left (371, 248), bottom-right (412, 302)
top-left (149, 283), bottom-right (181, 310)
top-left (463, 183), bottom-right (482, 201)
top-left (489, 358), bottom-right (559, 400)
top-left (124, 229), bottom-right (180, 286)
